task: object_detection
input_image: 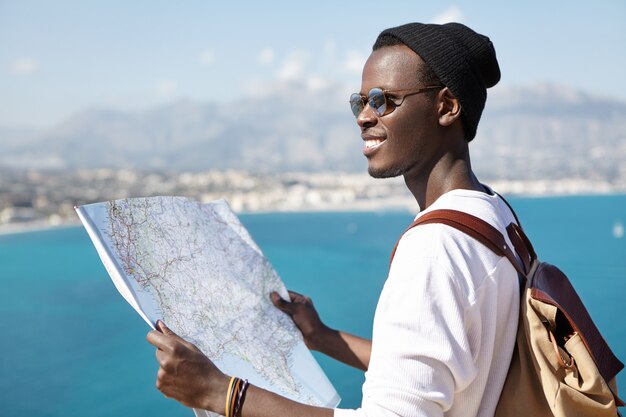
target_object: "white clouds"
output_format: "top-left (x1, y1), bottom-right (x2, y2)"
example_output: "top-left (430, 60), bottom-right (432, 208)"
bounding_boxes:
top-left (9, 58), bottom-right (39, 76)
top-left (323, 39), bottom-right (337, 64)
top-left (156, 79), bottom-right (178, 97)
top-left (199, 50), bottom-right (215, 65)
top-left (275, 51), bottom-right (310, 81)
top-left (342, 49), bottom-right (367, 74)
top-left (240, 77), bottom-right (272, 97)
top-left (306, 76), bottom-right (330, 92)
top-left (431, 6), bottom-right (465, 24)
top-left (241, 43), bottom-right (368, 99)
top-left (258, 48), bottom-right (275, 65)
top-left (274, 47), bottom-right (366, 81)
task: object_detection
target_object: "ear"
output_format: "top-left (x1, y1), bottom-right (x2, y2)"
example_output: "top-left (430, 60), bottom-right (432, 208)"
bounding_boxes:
top-left (437, 88), bottom-right (462, 127)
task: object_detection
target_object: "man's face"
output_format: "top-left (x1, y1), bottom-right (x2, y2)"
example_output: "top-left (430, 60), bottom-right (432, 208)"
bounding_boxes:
top-left (357, 45), bottom-right (440, 179)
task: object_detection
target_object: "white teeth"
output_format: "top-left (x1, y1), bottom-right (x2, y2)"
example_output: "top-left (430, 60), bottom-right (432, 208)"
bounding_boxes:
top-left (365, 139), bottom-right (384, 149)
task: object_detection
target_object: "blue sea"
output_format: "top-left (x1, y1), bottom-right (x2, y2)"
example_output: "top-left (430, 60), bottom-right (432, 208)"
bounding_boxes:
top-left (1, 194), bottom-right (625, 416)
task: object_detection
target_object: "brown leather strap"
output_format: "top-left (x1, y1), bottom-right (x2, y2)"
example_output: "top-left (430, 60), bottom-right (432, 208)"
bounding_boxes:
top-left (390, 209), bottom-right (527, 277)
top-left (494, 190), bottom-right (535, 272)
top-left (506, 223), bottom-right (533, 274)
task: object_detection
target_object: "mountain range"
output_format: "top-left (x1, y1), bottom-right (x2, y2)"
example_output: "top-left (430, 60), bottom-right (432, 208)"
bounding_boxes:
top-left (2, 83), bottom-right (625, 184)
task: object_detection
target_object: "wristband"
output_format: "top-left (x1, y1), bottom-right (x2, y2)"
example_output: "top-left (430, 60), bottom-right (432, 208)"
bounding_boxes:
top-left (233, 379), bottom-right (250, 417)
top-left (224, 376), bottom-right (249, 417)
top-left (224, 376), bottom-right (236, 417)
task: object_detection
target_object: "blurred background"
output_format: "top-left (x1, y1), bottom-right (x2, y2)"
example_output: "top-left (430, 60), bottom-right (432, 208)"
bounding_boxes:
top-left (0, 1), bottom-right (625, 416)
top-left (1, 0), bottom-right (626, 224)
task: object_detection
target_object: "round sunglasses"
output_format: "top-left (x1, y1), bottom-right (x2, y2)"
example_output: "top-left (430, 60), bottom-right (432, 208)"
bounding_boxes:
top-left (349, 85), bottom-right (443, 117)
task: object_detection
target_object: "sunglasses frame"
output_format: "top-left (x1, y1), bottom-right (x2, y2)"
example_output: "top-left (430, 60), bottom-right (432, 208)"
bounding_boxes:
top-left (350, 85), bottom-right (444, 117)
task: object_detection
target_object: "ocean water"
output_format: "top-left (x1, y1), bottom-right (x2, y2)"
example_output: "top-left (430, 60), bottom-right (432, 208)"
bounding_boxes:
top-left (0, 194), bottom-right (624, 416)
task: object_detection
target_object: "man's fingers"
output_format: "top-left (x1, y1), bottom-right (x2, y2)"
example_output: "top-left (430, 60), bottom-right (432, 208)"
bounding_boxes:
top-left (147, 329), bottom-right (175, 351)
top-left (157, 320), bottom-right (187, 344)
top-left (271, 291), bottom-right (287, 307)
top-left (155, 347), bottom-right (167, 365)
top-left (271, 292), bottom-right (294, 314)
top-left (287, 290), bottom-right (305, 300)
top-left (272, 290), bottom-right (314, 311)
top-left (149, 321), bottom-right (200, 354)
top-left (288, 290), bottom-right (313, 305)
top-left (157, 320), bottom-right (175, 336)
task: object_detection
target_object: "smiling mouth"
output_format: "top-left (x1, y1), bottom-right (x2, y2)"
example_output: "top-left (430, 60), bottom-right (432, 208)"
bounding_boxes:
top-left (364, 138), bottom-right (385, 149)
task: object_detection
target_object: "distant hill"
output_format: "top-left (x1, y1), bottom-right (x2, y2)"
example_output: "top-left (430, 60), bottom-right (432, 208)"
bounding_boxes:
top-left (472, 84), bottom-right (626, 183)
top-left (2, 83), bottom-right (625, 184)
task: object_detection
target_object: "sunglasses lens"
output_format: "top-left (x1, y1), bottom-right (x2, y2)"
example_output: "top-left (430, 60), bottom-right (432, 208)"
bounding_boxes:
top-left (349, 88), bottom-right (389, 117)
top-left (368, 88), bottom-right (386, 116)
top-left (349, 93), bottom-right (365, 117)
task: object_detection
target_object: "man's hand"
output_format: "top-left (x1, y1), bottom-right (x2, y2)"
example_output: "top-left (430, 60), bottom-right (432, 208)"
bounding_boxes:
top-left (271, 291), bottom-right (330, 351)
top-left (146, 320), bottom-right (229, 413)
top-left (272, 290), bottom-right (372, 371)
top-left (147, 320), bottom-right (333, 417)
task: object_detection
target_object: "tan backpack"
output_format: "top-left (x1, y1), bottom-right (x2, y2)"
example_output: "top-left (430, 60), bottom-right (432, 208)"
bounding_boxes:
top-left (393, 208), bottom-right (624, 416)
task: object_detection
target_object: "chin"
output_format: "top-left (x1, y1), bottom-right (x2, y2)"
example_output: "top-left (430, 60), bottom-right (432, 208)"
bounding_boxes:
top-left (367, 166), bottom-right (404, 179)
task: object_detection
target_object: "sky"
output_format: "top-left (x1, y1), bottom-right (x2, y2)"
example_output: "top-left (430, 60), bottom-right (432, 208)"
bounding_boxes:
top-left (1, 0), bottom-right (625, 129)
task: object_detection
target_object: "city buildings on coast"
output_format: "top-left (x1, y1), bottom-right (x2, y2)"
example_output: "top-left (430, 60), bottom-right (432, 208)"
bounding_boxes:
top-left (1, 168), bottom-right (625, 234)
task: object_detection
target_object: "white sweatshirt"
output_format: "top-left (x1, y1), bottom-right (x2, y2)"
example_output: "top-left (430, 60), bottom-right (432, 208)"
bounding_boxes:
top-left (334, 189), bottom-right (520, 417)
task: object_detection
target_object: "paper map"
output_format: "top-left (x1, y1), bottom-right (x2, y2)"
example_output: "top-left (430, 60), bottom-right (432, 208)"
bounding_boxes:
top-left (76, 196), bottom-right (340, 416)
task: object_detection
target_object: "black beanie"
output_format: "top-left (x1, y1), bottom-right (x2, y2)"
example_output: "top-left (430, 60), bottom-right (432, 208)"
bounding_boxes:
top-left (377, 22), bottom-right (500, 141)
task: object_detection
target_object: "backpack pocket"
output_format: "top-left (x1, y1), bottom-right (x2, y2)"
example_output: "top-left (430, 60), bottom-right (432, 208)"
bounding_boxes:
top-left (552, 332), bottom-right (619, 416)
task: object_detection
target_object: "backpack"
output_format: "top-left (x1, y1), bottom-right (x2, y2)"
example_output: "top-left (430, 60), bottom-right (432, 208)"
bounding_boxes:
top-left (392, 207), bottom-right (624, 416)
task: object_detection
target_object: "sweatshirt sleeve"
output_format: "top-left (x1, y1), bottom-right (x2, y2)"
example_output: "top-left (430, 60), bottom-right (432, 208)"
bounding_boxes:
top-left (334, 225), bottom-right (480, 417)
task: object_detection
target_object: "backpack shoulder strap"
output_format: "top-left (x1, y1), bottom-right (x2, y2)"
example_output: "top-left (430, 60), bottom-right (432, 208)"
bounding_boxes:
top-left (389, 209), bottom-right (527, 277)
top-left (494, 189), bottom-right (536, 272)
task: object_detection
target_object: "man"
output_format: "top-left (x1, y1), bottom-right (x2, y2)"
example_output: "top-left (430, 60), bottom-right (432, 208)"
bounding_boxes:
top-left (147, 21), bottom-right (520, 417)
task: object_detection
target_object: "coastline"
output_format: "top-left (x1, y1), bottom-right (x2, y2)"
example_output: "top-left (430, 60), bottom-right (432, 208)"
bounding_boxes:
top-left (0, 220), bottom-right (81, 236)
top-left (2, 167), bottom-right (625, 237)
top-left (2, 190), bottom-right (625, 237)
top-left (0, 199), bottom-right (416, 236)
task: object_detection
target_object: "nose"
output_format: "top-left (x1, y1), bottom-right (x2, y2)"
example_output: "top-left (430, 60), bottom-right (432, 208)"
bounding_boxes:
top-left (356, 103), bottom-right (378, 129)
